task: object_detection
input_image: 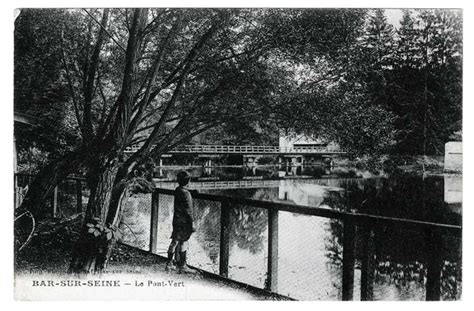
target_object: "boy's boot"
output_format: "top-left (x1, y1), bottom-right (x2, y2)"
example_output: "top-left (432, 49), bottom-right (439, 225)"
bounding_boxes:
top-left (177, 251), bottom-right (193, 274)
top-left (165, 250), bottom-right (176, 271)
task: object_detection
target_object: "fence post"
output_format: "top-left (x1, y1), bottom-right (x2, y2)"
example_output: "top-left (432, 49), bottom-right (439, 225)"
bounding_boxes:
top-left (219, 201), bottom-right (231, 277)
top-left (426, 228), bottom-right (442, 301)
top-left (76, 180), bottom-right (83, 214)
top-left (52, 186), bottom-right (59, 218)
top-left (150, 191), bottom-right (159, 254)
top-left (266, 207), bottom-right (279, 292)
top-left (14, 174), bottom-right (19, 209)
top-left (342, 216), bottom-right (356, 301)
top-left (360, 225), bottom-right (375, 301)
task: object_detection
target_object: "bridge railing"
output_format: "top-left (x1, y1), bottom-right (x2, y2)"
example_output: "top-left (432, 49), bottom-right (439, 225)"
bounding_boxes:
top-left (130, 187), bottom-right (461, 301)
top-left (124, 144), bottom-right (347, 154)
top-left (154, 179), bottom-right (284, 190)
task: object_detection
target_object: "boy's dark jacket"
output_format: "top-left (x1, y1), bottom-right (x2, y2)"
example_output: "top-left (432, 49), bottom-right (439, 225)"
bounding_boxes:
top-left (171, 186), bottom-right (194, 241)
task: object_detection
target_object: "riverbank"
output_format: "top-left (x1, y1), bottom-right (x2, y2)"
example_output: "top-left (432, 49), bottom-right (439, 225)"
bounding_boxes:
top-left (334, 154), bottom-right (453, 176)
top-left (14, 220), bottom-right (288, 300)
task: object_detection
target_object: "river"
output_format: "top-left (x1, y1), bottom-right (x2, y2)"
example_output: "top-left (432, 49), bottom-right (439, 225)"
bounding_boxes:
top-left (121, 166), bottom-right (462, 301)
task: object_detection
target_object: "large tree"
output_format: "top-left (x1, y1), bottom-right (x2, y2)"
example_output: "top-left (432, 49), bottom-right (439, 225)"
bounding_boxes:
top-left (16, 8), bottom-right (283, 272)
top-left (14, 8), bottom-right (349, 272)
top-left (389, 9), bottom-right (462, 155)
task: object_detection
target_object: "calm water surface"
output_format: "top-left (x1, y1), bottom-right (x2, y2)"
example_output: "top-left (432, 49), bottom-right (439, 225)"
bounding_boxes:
top-left (122, 166), bottom-right (462, 300)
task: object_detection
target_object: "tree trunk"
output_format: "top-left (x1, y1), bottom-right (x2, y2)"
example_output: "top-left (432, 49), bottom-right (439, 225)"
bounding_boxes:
top-left (68, 159), bottom-right (129, 274)
top-left (84, 159), bottom-right (120, 221)
top-left (68, 223), bottom-right (117, 274)
top-left (20, 9), bottom-right (150, 274)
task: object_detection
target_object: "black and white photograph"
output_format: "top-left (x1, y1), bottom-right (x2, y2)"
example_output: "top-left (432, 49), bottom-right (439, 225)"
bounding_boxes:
top-left (10, 3), bottom-right (465, 302)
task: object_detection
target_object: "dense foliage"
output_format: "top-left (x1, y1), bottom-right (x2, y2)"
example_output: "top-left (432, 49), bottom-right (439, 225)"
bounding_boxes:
top-left (15, 9), bottom-right (462, 164)
top-left (261, 9), bottom-right (462, 156)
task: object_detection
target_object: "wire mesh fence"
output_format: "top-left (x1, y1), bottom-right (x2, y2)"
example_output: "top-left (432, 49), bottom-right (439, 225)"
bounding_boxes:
top-left (126, 187), bottom-right (461, 301)
top-left (187, 198), bottom-right (222, 274)
top-left (121, 193), bottom-right (152, 251)
top-left (226, 203), bottom-right (268, 289)
top-left (276, 212), bottom-right (343, 300)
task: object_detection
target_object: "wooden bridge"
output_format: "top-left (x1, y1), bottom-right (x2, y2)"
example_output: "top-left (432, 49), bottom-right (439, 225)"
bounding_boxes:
top-left (124, 144), bottom-right (347, 155)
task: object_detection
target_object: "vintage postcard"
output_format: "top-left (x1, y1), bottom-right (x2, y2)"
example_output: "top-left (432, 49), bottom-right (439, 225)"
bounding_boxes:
top-left (13, 7), bottom-right (462, 301)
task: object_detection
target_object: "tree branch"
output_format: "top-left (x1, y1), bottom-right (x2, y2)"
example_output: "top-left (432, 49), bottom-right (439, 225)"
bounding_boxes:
top-left (83, 8), bottom-right (126, 53)
top-left (127, 18), bottom-right (181, 137)
top-left (98, 9), bottom-right (148, 148)
top-left (129, 18), bottom-right (222, 157)
top-left (97, 78), bottom-right (110, 128)
top-left (166, 121), bottom-right (221, 151)
top-left (60, 28), bottom-right (83, 130)
top-left (82, 9), bottom-right (110, 144)
top-left (143, 9), bottom-right (169, 33)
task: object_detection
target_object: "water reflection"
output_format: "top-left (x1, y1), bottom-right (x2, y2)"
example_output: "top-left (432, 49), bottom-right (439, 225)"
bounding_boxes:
top-left (154, 165), bottom-right (337, 181)
top-left (122, 171), bottom-right (462, 301)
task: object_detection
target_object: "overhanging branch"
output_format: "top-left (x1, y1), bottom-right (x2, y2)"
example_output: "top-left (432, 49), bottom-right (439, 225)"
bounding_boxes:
top-left (83, 9), bottom-right (127, 53)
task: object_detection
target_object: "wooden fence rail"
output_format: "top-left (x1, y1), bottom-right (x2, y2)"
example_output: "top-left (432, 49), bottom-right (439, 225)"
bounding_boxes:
top-left (150, 187), bottom-right (461, 301)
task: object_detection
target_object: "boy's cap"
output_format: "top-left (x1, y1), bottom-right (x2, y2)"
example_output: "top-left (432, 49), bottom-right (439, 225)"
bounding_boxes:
top-left (177, 171), bottom-right (191, 181)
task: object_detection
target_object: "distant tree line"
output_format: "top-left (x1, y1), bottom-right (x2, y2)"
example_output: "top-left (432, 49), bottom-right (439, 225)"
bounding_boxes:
top-left (195, 9), bottom-right (462, 157)
top-left (351, 9), bottom-right (462, 155)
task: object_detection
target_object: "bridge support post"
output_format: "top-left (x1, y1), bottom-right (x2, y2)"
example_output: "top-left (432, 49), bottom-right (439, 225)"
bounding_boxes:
top-left (76, 180), bottom-right (82, 214)
top-left (149, 191), bottom-right (160, 254)
top-left (342, 217), bottom-right (356, 301)
top-left (266, 208), bottom-right (279, 292)
top-left (219, 201), bottom-right (231, 277)
top-left (360, 225), bottom-right (375, 301)
top-left (426, 228), bottom-right (442, 301)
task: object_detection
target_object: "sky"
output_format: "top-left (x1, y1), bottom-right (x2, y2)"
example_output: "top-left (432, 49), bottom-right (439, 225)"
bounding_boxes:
top-left (385, 9), bottom-right (404, 27)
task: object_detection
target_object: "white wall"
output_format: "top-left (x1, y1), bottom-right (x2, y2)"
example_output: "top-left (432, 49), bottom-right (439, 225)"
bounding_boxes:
top-left (444, 142), bottom-right (462, 172)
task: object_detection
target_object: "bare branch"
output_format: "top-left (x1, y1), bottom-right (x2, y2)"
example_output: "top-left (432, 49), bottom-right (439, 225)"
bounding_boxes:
top-left (60, 28), bottom-right (83, 130)
top-left (83, 9), bottom-right (110, 143)
top-left (83, 9), bottom-right (127, 53)
top-left (127, 18), bottom-right (181, 136)
top-left (166, 121), bottom-right (221, 151)
top-left (129, 19), bottom-right (222, 158)
top-left (98, 9), bottom-right (148, 146)
top-left (97, 79), bottom-right (110, 127)
top-left (143, 9), bottom-right (169, 33)
top-left (128, 136), bottom-right (149, 146)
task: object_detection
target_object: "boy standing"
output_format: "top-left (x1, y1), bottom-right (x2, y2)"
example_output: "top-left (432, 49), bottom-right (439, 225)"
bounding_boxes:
top-left (166, 171), bottom-right (195, 273)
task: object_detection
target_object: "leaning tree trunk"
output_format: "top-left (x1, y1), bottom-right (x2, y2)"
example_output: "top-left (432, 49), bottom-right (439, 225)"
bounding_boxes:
top-left (68, 158), bottom-right (130, 274)
top-left (67, 8), bottom-right (149, 273)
